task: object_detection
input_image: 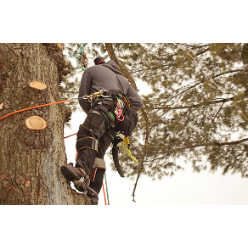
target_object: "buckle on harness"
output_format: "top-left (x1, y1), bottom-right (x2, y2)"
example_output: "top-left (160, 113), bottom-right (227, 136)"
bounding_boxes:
top-left (82, 91), bottom-right (112, 103)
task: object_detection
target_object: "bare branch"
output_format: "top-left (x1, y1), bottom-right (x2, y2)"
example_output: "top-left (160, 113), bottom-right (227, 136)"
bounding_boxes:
top-left (105, 43), bottom-right (150, 202)
top-left (150, 97), bottom-right (232, 110)
top-left (146, 137), bottom-right (248, 156)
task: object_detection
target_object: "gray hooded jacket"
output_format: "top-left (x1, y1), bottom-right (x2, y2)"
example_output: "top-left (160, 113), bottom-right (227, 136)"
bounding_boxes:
top-left (78, 60), bottom-right (143, 114)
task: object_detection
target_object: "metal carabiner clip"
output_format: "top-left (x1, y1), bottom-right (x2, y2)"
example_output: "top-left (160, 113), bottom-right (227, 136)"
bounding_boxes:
top-left (116, 107), bottom-right (124, 121)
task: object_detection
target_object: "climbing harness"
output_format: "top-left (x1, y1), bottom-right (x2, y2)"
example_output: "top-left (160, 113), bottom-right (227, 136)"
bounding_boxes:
top-left (81, 90), bottom-right (137, 178)
top-left (82, 90), bottom-right (127, 122)
top-left (82, 90), bottom-right (109, 103)
top-left (75, 43), bottom-right (88, 71)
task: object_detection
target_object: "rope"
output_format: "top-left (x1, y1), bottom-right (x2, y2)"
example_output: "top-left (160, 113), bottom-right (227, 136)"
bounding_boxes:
top-left (64, 133), bottom-right (77, 139)
top-left (179, 43), bottom-right (248, 122)
top-left (75, 43), bottom-right (86, 71)
top-left (102, 182), bottom-right (108, 205)
top-left (80, 43), bottom-right (85, 54)
top-left (0, 99), bottom-right (71, 121)
top-left (104, 173), bottom-right (110, 205)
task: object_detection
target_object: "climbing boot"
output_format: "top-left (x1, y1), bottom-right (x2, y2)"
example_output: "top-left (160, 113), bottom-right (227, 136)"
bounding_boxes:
top-left (87, 191), bottom-right (99, 205)
top-left (61, 163), bottom-right (98, 196)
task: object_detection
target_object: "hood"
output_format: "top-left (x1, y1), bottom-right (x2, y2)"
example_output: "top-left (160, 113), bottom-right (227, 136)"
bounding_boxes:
top-left (101, 60), bottom-right (123, 76)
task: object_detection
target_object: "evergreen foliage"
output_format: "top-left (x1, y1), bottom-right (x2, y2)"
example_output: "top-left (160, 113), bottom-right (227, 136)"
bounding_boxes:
top-left (62, 43), bottom-right (248, 180)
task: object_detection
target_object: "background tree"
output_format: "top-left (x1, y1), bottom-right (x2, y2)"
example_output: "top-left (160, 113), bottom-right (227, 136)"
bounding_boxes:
top-left (82, 43), bottom-right (248, 200)
top-left (0, 43), bottom-right (91, 204)
top-left (115, 44), bottom-right (248, 184)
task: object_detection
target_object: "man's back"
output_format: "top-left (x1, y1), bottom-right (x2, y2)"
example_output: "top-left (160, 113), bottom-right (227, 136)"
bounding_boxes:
top-left (79, 60), bottom-right (143, 113)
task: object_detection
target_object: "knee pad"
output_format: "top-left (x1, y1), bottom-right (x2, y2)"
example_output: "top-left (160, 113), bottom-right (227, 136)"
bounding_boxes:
top-left (76, 136), bottom-right (99, 153)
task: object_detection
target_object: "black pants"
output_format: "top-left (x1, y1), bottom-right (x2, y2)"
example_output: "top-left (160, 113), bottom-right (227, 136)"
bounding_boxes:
top-left (76, 100), bottom-right (119, 195)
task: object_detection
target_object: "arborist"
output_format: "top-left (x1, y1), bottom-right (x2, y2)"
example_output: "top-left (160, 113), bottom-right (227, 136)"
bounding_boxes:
top-left (61, 56), bottom-right (143, 205)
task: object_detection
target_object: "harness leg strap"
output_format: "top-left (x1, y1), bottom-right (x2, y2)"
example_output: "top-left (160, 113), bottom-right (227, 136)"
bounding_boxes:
top-left (75, 136), bottom-right (99, 160)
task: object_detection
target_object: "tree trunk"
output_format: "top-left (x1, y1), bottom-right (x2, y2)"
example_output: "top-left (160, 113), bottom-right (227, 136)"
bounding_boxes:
top-left (0, 43), bottom-right (91, 205)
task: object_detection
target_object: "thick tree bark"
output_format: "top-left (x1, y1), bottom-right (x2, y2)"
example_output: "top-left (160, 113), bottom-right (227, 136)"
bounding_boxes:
top-left (0, 43), bottom-right (91, 205)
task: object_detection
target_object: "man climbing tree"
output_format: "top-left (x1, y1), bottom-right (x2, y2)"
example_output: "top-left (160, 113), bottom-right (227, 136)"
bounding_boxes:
top-left (87, 43), bottom-right (248, 200)
top-left (0, 43), bottom-right (91, 205)
top-left (61, 56), bottom-right (143, 205)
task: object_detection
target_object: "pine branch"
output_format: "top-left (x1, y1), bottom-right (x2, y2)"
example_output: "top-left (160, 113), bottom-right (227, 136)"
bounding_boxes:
top-left (146, 137), bottom-right (248, 156)
top-left (150, 96), bottom-right (234, 110)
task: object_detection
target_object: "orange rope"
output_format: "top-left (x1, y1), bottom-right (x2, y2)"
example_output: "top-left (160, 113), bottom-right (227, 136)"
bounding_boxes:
top-left (102, 182), bottom-right (107, 205)
top-left (0, 99), bottom-right (71, 121)
top-left (64, 133), bottom-right (77, 139)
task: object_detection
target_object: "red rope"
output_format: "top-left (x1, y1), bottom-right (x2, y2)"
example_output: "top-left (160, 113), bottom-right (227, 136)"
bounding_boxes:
top-left (64, 133), bottom-right (77, 139)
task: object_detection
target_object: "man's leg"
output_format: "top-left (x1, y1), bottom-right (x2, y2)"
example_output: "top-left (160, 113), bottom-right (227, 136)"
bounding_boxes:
top-left (87, 128), bottom-right (117, 204)
top-left (61, 108), bottom-right (108, 193)
top-left (75, 108), bottom-right (109, 171)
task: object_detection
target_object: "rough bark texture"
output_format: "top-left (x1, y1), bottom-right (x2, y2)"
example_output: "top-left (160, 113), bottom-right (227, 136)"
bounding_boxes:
top-left (0, 43), bottom-right (91, 205)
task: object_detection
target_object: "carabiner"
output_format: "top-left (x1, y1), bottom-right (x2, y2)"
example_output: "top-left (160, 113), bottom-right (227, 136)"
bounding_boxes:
top-left (116, 107), bottom-right (124, 121)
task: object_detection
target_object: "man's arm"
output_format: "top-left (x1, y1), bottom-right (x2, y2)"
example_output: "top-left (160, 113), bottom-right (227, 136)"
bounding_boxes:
top-left (78, 69), bottom-right (92, 114)
top-left (126, 84), bottom-right (143, 111)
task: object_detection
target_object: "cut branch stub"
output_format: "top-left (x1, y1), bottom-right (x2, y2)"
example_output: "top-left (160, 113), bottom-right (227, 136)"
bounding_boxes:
top-left (29, 81), bottom-right (47, 90)
top-left (57, 43), bottom-right (63, 50)
top-left (25, 116), bottom-right (47, 130)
